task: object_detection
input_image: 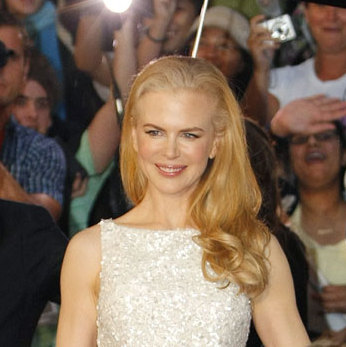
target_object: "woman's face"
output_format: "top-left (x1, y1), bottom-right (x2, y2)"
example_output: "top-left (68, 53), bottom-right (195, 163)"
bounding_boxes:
top-left (162, 0), bottom-right (197, 54)
top-left (194, 27), bottom-right (244, 80)
top-left (305, 4), bottom-right (346, 54)
top-left (5, 0), bottom-right (44, 18)
top-left (11, 79), bottom-right (51, 135)
top-left (289, 129), bottom-right (345, 190)
top-left (131, 89), bottom-right (219, 199)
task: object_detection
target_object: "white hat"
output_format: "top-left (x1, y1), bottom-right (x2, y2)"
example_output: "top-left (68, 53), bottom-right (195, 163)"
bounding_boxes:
top-left (189, 6), bottom-right (250, 50)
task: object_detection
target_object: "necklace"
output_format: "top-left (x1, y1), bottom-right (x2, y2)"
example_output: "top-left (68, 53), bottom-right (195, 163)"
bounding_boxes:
top-left (317, 228), bottom-right (334, 236)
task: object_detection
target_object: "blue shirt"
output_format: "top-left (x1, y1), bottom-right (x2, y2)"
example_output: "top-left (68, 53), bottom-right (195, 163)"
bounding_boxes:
top-left (0, 117), bottom-right (66, 205)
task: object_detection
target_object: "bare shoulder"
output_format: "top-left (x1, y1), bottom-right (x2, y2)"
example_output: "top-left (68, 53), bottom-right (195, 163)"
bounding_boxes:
top-left (69, 224), bottom-right (101, 253)
top-left (265, 234), bottom-right (287, 264)
top-left (63, 223), bottom-right (102, 277)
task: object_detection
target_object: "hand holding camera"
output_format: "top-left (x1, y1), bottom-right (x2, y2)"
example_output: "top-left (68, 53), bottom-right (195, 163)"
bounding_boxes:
top-left (248, 14), bottom-right (280, 71)
top-left (248, 12), bottom-right (296, 72)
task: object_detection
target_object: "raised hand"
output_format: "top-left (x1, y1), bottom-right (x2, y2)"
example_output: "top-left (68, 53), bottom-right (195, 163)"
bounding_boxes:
top-left (271, 95), bottom-right (346, 137)
top-left (247, 14), bottom-right (280, 73)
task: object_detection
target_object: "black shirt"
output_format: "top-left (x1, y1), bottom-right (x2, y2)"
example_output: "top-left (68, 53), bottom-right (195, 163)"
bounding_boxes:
top-left (0, 199), bottom-right (68, 347)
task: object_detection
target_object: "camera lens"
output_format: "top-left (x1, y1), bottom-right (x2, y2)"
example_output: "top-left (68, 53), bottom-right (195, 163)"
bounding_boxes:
top-left (271, 19), bottom-right (289, 41)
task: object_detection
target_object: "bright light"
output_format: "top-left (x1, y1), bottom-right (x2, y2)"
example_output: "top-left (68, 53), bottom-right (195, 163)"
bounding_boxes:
top-left (103, 0), bottom-right (132, 13)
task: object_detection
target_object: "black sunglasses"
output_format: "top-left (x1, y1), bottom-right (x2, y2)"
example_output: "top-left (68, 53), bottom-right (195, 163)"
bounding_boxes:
top-left (0, 40), bottom-right (15, 68)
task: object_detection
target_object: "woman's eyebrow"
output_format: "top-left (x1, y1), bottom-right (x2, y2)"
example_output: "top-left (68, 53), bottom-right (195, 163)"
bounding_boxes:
top-left (143, 124), bottom-right (205, 133)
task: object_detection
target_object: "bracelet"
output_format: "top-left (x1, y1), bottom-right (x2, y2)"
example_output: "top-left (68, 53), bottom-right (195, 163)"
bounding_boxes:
top-left (145, 27), bottom-right (167, 43)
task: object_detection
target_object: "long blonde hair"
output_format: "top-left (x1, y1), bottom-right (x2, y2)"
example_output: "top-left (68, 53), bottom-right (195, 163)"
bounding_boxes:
top-left (120, 56), bottom-right (270, 298)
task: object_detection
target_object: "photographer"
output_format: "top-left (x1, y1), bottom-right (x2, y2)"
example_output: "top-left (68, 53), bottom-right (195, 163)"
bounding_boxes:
top-left (242, 0), bottom-right (346, 129)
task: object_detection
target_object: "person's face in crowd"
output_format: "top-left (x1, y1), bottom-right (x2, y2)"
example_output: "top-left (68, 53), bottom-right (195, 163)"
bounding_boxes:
top-left (4, 0), bottom-right (44, 18)
top-left (163, 0), bottom-right (197, 54)
top-left (304, 3), bottom-right (346, 54)
top-left (194, 27), bottom-right (244, 80)
top-left (11, 79), bottom-right (51, 134)
top-left (289, 128), bottom-right (345, 190)
top-left (131, 89), bottom-right (218, 198)
top-left (0, 26), bottom-right (27, 110)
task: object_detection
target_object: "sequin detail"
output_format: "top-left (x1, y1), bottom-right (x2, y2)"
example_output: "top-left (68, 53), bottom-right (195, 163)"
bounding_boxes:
top-left (97, 219), bottom-right (251, 346)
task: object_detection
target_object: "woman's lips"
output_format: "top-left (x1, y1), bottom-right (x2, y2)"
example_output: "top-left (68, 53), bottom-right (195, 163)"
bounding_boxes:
top-left (155, 164), bottom-right (187, 176)
top-left (305, 151), bottom-right (325, 163)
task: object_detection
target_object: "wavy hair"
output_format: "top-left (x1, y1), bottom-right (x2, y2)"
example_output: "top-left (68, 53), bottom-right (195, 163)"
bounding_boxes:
top-left (120, 56), bottom-right (270, 298)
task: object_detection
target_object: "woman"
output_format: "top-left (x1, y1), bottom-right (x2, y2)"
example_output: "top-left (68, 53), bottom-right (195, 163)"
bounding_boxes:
top-left (187, 6), bottom-right (253, 100)
top-left (288, 123), bottom-right (346, 344)
top-left (57, 56), bottom-right (309, 346)
top-left (244, 119), bottom-right (309, 347)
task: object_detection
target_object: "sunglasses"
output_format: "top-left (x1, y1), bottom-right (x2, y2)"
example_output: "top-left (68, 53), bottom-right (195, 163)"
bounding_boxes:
top-left (0, 40), bottom-right (15, 68)
top-left (289, 129), bottom-right (339, 145)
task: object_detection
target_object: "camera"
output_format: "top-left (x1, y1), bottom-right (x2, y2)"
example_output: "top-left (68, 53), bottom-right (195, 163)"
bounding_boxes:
top-left (0, 40), bottom-right (15, 68)
top-left (260, 14), bottom-right (296, 43)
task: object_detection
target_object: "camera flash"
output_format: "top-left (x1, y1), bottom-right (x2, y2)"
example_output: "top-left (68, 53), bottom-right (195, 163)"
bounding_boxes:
top-left (103, 0), bottom-right (132, 13)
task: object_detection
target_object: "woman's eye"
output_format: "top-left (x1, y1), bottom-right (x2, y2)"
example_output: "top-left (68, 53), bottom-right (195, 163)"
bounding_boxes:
top-left (15, 96), bottom-right (27, 106)
top-left (182, 133), bottom-right (199, 139)
top-left (145, 130), bottom-right (162, 136)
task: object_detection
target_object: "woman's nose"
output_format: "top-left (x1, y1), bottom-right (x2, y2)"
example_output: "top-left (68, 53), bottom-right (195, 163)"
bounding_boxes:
top-left (164, 137), bottom-right (180, 159)
top-left (306, 134), bottom-right (318, 146)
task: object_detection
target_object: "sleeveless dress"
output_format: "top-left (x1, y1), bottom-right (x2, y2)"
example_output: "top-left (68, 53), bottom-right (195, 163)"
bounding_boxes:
top-left (97, 219), bottom-right (251, 346)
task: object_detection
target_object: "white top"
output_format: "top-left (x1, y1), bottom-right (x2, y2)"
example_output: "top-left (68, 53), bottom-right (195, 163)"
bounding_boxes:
top-left (97, 219), bottom-right (251, 347)
top-left (289, 205), bottom-right (346, 286)
top-left (289, 205), bottom-right (346, 332)
top-left (269, 57), bottom-right (346, 107)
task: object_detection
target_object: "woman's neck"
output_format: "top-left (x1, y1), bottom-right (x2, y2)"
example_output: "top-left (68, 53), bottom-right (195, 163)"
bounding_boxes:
top-left (314, 49), bottom-right (346, 81)
top-left (120, 191), bottom-right (193, 231)
top-left (299, 184), bottom-right (345, 244)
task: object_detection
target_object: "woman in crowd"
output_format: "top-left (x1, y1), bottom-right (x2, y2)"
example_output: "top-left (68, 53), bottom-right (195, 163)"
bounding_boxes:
top-left (244, 118), bottom-right (309, 346)
top-left (57, 56), bottom-right (309, 346)
top-left (188, 6), bottom-right (253, 100)
top-left (288, 122), bottom-right (346, 345)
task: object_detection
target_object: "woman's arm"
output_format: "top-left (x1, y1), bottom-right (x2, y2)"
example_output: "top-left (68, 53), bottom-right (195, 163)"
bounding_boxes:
top-left (74, 14), bottom-right (112, 86)
top-left (241, 15), bottom-right (280, 125)
top-left (137, 0), bottom-right (177, 69)
top-left (56, 226), bottom-right (101, 347)
top-left (253, 236), bottom-right (310, 347)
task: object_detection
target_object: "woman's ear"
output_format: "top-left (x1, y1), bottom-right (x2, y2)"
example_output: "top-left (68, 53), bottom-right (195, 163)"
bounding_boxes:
top-left (209, 136), bottom-right (220, 159)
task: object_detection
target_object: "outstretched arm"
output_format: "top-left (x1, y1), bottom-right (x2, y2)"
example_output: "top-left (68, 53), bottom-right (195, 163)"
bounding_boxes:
top-left (74, 13), bottom-right (112, 87)
top-left (242, 15), bottom-right (280, 125)
top-left (112, 11), bottom-right (139, 102)
top-left (87, 96), bottom-right (120, 174)
top-left (137, 0), bottom-right (177, 69)
top-left (253, 236), bottom-right (310, 347)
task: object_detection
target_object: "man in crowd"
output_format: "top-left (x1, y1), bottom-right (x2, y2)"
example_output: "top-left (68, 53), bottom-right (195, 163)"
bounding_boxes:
top-left (0, 11), bottom-right (65, 220)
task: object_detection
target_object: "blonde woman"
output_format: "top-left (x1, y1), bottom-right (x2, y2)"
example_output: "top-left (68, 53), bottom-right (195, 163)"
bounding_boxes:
top-left (57, 56), bottom-right (310, 346)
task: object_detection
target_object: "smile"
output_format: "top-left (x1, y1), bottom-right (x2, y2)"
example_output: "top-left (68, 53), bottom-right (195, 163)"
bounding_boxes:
top-left (155, 164), bottom-right (187, 176)
top-left (305, 151), bottom-right (325, 163)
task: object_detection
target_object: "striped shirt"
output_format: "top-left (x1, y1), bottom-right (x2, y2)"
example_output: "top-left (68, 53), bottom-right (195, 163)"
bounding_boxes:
top-left (0, 117), bottom-right (66, 205)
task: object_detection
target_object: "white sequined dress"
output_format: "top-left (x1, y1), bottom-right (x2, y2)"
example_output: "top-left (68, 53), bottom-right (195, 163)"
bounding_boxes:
top-left (97, 219), bottom-right (251, 346)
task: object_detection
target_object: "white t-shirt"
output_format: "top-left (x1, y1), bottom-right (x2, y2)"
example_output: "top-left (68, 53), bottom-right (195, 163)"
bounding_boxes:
top-left (269, 57), bottom-right (346, 107)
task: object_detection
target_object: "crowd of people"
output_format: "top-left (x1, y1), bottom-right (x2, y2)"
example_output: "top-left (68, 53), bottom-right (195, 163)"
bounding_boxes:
top-left (0, 0), bottom-right (345, 346)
